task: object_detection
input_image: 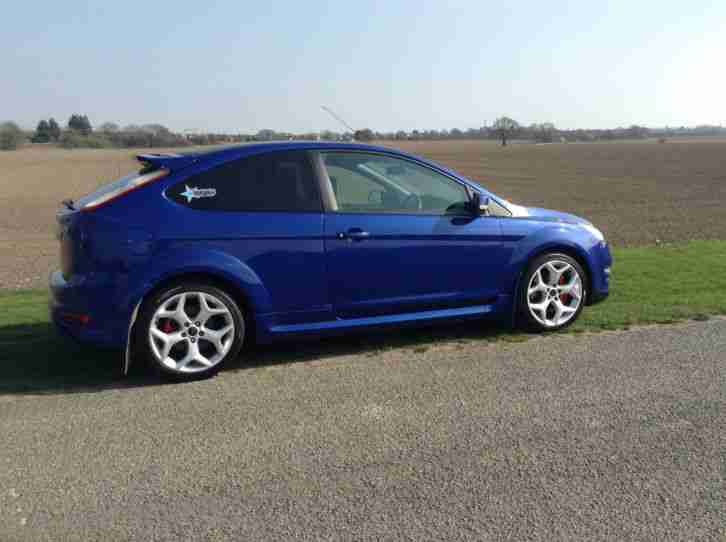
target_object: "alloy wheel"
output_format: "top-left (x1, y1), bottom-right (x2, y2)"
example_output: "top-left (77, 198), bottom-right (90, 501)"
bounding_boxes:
top-left (527, 260), bottom-right (583, 328)
top-left (148, 291), bottom-right (235, 373)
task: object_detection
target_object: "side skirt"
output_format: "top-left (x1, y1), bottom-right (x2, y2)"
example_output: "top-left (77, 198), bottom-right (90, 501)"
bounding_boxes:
top-left (262, 304), bottom-right (498, 339)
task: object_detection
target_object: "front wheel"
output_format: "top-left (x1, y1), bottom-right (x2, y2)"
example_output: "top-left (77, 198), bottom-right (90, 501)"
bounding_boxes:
top-left (135, 283), bottom-right (245, 379)
top-left (518, 253), bottom-right (587, 332)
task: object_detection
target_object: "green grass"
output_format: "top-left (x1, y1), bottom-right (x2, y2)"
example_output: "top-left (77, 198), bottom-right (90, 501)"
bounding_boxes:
top-left (1, 240), bottom-right (725, 394)
top-left (574, 240), bottom-right (726, 331)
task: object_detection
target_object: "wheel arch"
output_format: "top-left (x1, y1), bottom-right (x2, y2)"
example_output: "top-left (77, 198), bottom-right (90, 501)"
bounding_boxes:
top-left (123, 261), bottom-right (268, 375)
top-left (524, 244), bottom-right (593, 300)
top-left (138, 271), bottom-right (255, 318)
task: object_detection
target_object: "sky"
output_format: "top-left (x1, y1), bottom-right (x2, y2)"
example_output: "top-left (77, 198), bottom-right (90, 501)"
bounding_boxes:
top-left (2, 0), bottom-right (725, 133)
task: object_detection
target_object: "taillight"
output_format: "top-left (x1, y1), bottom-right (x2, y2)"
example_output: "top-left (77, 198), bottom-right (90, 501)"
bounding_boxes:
top-left (81, 169), bottom-right (168, 211)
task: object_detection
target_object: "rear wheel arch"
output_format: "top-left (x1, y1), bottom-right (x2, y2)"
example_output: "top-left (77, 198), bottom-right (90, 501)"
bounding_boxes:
top-left (140, 271), bottom-right (254, 320)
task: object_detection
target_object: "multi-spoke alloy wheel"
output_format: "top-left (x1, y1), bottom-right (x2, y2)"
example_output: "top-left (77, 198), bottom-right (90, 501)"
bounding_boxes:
top-left (137, 284), bottom-right (244, 378)
top-left (519, 254), bottom-right (587, 331)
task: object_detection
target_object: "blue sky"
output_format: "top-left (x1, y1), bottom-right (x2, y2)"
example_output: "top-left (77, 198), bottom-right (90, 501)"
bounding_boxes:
top-left (3, 1), bottom-right (724, 133)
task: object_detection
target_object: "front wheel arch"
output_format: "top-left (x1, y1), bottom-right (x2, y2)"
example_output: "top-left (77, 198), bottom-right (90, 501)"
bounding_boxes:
top-left (517, 244), bottom-right (593, 304)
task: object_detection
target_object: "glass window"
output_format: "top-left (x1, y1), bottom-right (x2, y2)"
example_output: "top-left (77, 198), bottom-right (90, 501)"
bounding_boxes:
top-left (321, 152), bottom-right (470, 214)
top-left (167, 151), bottom-right (321, 212)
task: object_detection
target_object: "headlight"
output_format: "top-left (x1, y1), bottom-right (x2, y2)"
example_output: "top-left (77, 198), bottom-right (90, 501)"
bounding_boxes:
top-left (582, 223), bottom-right (605, 242)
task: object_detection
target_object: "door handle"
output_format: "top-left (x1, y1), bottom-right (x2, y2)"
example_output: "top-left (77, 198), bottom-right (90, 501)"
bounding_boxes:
top-left (337, 229), bottom-right (370, 241)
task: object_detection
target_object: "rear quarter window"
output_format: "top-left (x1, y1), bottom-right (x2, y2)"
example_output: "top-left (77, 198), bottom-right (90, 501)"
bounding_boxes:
top-left (166, 151), bottom-right (322, 212)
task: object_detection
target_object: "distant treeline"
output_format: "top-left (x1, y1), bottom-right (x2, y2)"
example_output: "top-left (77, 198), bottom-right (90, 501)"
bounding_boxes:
top-left (1, 114), bottom-right (725, 151)
top-left (356, 122), bottom-right (726, 144)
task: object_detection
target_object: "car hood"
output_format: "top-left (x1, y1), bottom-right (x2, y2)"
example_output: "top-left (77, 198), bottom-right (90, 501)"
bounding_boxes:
top-left (503, 200), bottom-right (590, 225)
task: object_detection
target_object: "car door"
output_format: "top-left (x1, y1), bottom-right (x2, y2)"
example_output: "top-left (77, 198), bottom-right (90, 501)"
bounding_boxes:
top-left (317, 151), bottom-right (507, 319)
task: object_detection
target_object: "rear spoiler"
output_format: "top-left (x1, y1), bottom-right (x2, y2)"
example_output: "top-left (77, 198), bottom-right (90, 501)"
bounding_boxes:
top-left (136, 153), bottom-right (198, 172)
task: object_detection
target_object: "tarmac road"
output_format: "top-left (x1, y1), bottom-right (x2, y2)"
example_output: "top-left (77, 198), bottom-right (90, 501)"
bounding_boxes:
top-left (1, 319), bottom-right (723, 541)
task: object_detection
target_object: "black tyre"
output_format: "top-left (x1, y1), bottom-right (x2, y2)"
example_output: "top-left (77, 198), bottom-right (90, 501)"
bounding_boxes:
top-left (135, 282), bottom-right (245, 380)
top-left (518, 253), bottom-right (587, 332)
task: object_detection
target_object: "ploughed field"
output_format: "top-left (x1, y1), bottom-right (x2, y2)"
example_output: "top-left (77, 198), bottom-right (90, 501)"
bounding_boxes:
top-left (0, 139), bottom-right (724, 289)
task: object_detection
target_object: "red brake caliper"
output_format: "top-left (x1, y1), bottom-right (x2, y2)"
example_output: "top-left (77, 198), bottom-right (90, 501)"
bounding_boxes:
top-left (160, 319), bottom-right (175, 334)
top-left (559, 274), bottom-right (570, 304)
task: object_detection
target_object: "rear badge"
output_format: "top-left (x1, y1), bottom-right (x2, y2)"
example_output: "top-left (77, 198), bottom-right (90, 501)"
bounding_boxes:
top-left (180, 185), bottom-right (217, 203)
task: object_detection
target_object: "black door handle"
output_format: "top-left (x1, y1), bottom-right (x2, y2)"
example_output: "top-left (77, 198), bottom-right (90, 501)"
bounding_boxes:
top-left (337, 229), bottom-right (370, 241)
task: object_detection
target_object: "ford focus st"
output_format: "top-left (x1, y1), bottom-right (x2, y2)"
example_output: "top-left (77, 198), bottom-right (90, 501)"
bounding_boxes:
top-left (50, 142), bottom-right (611, 380)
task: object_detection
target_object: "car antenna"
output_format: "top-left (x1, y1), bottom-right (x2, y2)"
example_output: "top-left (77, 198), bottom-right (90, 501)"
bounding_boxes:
top-left (320, 106), bottom-right (356, 140)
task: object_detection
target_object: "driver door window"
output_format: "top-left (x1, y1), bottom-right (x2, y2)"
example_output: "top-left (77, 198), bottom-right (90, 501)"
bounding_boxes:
top-left (321, 152), bottom-right (470, 215)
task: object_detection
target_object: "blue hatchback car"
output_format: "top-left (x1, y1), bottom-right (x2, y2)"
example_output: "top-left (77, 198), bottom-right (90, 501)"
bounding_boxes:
top-left (50, 142), bottom-right (611, 379)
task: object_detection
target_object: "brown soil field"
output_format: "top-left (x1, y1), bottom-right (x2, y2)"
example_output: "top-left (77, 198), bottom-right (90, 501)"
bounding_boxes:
top-left (0, 139), bottom-right (724, 289)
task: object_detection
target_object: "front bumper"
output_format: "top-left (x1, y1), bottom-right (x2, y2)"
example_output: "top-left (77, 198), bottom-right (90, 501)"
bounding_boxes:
top-left (49, 271), bottom-right (127, 348)
top-left (587, 241), bottom-right (612, 304)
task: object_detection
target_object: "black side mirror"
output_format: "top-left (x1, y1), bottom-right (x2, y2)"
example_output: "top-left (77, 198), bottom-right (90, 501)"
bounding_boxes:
top-left (470, 192), bottom-right (490, 216)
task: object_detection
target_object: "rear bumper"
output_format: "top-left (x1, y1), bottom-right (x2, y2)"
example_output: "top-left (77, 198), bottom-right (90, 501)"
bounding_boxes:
top-left (49, 271), bottom-right (127, 348)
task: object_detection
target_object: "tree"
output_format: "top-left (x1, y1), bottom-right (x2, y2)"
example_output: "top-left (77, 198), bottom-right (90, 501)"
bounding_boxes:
top-left (99, 122), bottom-right (119, 133)
top-left (0, 122), bottom-right (24, 150)
top-left (353, 128), bottom-right (374, 141)
top-left (48, 118), bottom-right (61, 141)
top-left (532, 122), bottom-right (556, 143)
top-left (67, 114), bottom-right (92, 135)
top-left (32, 120), bottom-right (51, 143)
top-left (492, 117), bottom-right (520, 146)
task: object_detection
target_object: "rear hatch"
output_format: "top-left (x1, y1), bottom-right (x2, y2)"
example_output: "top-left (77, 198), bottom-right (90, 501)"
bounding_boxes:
top-left (57, 153), bottom-right (196, 279)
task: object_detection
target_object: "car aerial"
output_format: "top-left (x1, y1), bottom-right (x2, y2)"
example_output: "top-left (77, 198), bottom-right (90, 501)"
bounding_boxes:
top-left (50, 142), bottom-right (611, 380)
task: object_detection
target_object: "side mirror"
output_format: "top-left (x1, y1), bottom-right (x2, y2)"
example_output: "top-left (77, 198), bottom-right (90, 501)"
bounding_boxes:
top-left (470, 192), bottom-right (490, 216)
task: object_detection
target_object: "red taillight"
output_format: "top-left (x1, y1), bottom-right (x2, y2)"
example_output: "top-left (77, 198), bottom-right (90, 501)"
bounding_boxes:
top-left (60, 312), bottom-right (91, 326)
top-left (81, 169), bottom-right (168, 211)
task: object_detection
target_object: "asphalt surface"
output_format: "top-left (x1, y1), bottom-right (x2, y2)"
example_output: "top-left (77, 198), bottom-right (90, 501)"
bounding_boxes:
top-left (1, 320), bottom-right (724, 541)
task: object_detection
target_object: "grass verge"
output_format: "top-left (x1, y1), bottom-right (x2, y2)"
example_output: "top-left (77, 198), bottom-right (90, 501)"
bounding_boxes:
top-left (1, 240), bottom-right (725, 394)
top-left (574, 240), bottom-right (726, 330)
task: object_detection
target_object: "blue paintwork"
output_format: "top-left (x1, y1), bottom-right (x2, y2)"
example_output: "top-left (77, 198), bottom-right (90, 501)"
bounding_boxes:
top-left (49, 141), bottom-right (611, 350)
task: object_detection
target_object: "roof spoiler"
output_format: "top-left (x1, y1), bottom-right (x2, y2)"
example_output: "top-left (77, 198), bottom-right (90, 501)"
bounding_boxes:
top-left (136, 153), bottom-right (198, 171)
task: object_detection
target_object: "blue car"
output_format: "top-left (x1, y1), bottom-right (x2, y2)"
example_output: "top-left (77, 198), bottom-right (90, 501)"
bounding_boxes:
top-left (51, 142), bottom-right (611, 379)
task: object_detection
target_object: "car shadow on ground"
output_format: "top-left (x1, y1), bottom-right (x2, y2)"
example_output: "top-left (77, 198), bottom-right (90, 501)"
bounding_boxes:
top-left (0, 319), bottom-right (523, 396)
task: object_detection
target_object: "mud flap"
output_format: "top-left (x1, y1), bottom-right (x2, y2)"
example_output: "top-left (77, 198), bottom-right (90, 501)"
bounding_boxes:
top-left (123, 300), bottom-right (142, 376)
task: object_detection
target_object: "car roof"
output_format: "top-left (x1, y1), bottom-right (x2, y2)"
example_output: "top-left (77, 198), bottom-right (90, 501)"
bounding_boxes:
top-left (186, 141), bottom-right (411, 161)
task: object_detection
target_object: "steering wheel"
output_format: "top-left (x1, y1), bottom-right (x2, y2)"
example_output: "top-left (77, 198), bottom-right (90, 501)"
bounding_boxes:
top-left (402, 193), bottom-right (422, 211)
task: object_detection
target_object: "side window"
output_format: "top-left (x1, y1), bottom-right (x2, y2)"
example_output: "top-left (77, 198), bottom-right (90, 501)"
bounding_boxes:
top-left (326, 164), bottom-right (382, 209)
top-left (167, 151), bottom-right (321, 212)
top-left (321, 152), bottom-right (470, 214)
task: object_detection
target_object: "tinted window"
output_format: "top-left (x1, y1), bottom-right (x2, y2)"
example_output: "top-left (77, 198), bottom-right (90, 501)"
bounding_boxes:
top-left (167, 151), bottom-right (321, 212)
top-left (321, 152), bottom-right (470, 214)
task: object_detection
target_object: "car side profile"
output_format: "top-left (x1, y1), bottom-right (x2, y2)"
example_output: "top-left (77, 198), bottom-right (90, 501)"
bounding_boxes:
top-left (50, 142), bottom-right (611, 379)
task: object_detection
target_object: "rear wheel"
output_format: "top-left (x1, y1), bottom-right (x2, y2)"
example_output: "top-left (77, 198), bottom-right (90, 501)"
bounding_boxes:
top-left (136, 283), bottom-right (245, 379)
top-left (518, 253), bottom-right (586, 332)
